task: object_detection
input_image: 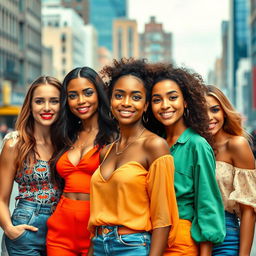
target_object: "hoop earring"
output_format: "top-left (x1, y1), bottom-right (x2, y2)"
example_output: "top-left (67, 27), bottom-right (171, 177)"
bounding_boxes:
top-left (108, 111), bottom-right (115, 120)
top-left (183, 108), bottom-right (189, 119)
top-left (142, 113), bottom-right (148, 123)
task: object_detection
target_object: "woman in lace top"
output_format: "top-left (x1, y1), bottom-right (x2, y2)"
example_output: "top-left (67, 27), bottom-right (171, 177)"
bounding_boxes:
top-left (0, 76), bottom-right (62, 256)
top-left (206, 85), bottom-right (256, 256)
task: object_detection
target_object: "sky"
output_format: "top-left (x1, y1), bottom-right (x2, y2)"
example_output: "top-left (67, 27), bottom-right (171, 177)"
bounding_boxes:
top-left (128, 0), bottom-right (229, 80)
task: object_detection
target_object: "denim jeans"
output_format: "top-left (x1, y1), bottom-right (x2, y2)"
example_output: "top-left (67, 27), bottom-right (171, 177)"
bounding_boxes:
top-left (92, 226), bottom-right (151, 256)
top-left (5, 199), bottom-right (55, 256)
top-left (212, 211), bottom-right (239, 256)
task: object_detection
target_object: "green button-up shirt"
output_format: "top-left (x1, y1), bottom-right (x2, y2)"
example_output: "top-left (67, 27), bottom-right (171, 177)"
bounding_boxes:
top-left (171, 128), bottom-right (225, 244)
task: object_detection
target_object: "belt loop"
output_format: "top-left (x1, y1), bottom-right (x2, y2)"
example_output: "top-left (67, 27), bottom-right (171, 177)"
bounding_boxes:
top-left (35, 202), bottom-right (41, 215)
top-left (114, 226), bottom-right (119, 238)
top-left (95, 226), bottom-right (98, 238)
top-left (15, 199), bottom-right (19, 208)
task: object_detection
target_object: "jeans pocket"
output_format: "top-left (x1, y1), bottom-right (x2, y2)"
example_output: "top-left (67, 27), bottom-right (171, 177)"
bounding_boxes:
top-left (118, 233), bottom-right (150, 247)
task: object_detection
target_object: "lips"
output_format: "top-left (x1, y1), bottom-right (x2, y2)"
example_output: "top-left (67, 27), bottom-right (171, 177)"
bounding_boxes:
top-left (160, 111), bottom-right (174, 119)
top-left (40, 113), bottom-right (53, 120)
top-left (209, 122), bottom-right (217, 130)
top-left (118, 110), bottom-right (134, 118)
top-left (77, 106), bottom-right (89, 114)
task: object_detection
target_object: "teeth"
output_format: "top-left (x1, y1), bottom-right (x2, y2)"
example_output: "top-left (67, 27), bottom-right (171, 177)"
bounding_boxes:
top-left (160, 112), bottom-right (174, 118)
top-left (78, 107), bottom-right (88, 111)
top-left (120, 111), bottom-right (132, 114)
top-left (209, 123), bottom-right (216, 129)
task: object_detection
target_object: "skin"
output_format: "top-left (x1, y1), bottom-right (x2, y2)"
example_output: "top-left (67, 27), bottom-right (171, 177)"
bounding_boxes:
top-left (151, 80), bottom-right (213, 256)
top-left (207, 95), bottom-right (256, 256)
top-left (0, 84), bottom-right (60, 240)
top-left (64, 77), bottom-right (99, 201)
top-left (88, 75), bottom-right (172, 256)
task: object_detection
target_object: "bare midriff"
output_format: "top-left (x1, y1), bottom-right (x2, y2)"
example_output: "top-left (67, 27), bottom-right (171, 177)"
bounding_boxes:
top-left (63, 192), bottom-right (90, 201)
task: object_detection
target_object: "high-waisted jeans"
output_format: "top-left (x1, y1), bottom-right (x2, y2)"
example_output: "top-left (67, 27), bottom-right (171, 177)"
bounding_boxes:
top-left (5, 199), bottom-right (55, 256)
top-left (92, 226), bottom-right (151, 256)
top-left (212, 211), bottom-right (239, 256)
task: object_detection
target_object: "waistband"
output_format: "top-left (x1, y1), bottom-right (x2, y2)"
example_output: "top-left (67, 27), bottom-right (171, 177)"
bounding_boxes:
top-left (57, 195), bottom-right (90, 210)
top-left (16, 199), bottom-right (56, 214)
top-left (225, 211), bottom-right (238, 219)
top-left (95, 226), bottom-right (149, 237)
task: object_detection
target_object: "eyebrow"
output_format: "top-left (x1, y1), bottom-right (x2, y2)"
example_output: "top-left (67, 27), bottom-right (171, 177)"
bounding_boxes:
top-left (211, 104), bottom-right (220, 108)
top-left (114, 89), bottom-right (142, 94)
top-left (68, 88), bottom-right (94, 93)
top-left (34, 97), bottom-right (59, 99)
top-left (152, 90), bottom-right (178, 97)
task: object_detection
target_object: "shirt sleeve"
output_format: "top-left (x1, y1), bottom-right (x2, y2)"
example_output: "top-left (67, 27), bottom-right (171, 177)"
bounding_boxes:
top-left (147, 154), bottom-right (179, 247)
top-left (229, 167), bottom-right (256, 213)
top-left (191, 141), bottom-right (226, 244)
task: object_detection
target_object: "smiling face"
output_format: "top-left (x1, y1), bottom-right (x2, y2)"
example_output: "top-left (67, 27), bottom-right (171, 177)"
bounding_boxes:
top-left (206, 95), bottom-right (225, 136)
top-left (151, 79), bottom-right (186, 128)
top-left (31, 84), bottom-right (60, 127)
top-left (111, 75), bottom-right (148, 126)
top-left (67, 77), bottom-right (98, 121)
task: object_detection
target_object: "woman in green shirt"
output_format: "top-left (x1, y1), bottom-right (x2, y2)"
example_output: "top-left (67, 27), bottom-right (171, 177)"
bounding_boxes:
top-left (146, 64), bottom-right (225, 256)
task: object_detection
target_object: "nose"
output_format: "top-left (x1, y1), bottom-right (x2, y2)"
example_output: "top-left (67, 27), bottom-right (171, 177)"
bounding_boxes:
top-left (122, 96), bottom-right (131, 107)
top-left (207, 109), bottom-right (213, 120)
top-left (78, 94), bottom-right (86, 105)
top-left (161, 98), bottom-right (170, 109)
top-left (44, 101), bottom-right (50, 112)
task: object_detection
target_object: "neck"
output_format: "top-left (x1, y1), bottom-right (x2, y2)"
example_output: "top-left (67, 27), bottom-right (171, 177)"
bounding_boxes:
top-left (33, 123), bottom-right (52, 144)
top-left (213, 128), bottom-right (227, 144)
top-left (165, 118), bottom-right (187, 147)
top-left (119, 121), bottom-right (144, 143)
top-left (81, 112), bottom-right (99, 133)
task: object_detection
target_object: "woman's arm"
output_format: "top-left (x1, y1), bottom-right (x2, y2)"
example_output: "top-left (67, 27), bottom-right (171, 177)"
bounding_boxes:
top-left (200, 242), bottom-right (212, 256)
top-left (229, 136), bottom-right (256, 256)
top-left (0, 139), bottom-right (38, 239)
top-left (150, 226), bottom-right (170, 256)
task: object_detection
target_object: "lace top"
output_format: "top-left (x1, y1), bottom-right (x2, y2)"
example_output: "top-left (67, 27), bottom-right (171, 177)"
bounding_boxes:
top-left (2, 131), bottom-right (61, 204)
top-left (216, 161), bottom-right (256, 217)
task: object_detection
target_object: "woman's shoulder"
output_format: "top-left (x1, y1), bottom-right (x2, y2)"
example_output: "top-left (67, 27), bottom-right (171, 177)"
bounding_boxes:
top-left (227, 135), bottom-right (249, 150)
top-left (1, 131), bottom-right (19, 151)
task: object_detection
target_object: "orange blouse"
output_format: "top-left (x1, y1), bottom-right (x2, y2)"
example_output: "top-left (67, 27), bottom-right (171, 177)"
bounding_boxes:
top-left (88, 154), bottom-right (179, 247)
top-left (56, 146), bottom-right (100, 194)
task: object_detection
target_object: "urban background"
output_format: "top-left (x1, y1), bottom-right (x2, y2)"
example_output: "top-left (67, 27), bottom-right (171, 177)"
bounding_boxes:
top-left (0, 0), bottom-right (255, 254)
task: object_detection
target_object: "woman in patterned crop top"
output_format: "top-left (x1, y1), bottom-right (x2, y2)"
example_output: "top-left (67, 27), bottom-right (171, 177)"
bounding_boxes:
top-left (88, 58), bottom-right (179, 256)
top-left (206, 85), bottom-right (256, 256)
top-left (0, 76), bottom-right (62, 256)
top-left (46, 67), bottom-right (117, 256)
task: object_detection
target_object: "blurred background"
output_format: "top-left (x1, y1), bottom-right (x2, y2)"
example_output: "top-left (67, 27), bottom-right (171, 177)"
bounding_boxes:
top-left (0, 0), bottom-right (255, 254)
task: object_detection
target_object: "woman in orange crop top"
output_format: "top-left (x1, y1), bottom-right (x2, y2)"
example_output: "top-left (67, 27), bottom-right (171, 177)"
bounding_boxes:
top-left (46, 67), bottom-right (117, 256)
top-left (87, 58), bottom-right (179, 256)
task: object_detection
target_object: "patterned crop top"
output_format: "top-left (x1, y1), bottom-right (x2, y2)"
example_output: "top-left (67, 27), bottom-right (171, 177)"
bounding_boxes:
top-left (56, 146), bottom-right (100, 193)
top-left (2, 131), bottom-right (61, 205)
top-left (15, 160), bottom-right (61, 204)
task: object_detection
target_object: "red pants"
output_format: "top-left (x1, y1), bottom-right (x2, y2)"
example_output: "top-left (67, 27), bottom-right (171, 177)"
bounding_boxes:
top-left (47, 196), bottom-right (90, 256)
top-left (164, 219), bottom-right (199, 256)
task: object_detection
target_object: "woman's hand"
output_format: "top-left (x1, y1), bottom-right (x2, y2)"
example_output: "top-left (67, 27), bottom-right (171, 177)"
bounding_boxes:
top-left (4, 224), bottom-right (38, 240)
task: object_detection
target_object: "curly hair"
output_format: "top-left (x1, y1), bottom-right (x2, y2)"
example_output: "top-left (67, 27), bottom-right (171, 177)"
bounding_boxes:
top-left (206, 85), bottom-right (250, 140)
top-left (15, 76), bottom-right (62, 171)
top-left (145, 63), bottom-right (213, 146)
top-left (101, 58), bottom-right (152, 103)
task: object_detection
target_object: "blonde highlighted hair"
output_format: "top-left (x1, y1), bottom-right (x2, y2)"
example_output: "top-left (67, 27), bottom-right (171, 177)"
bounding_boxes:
top-left (206, 85), bottom-right (250, 140)
top-left (15, 76), bottom-right (61, 171)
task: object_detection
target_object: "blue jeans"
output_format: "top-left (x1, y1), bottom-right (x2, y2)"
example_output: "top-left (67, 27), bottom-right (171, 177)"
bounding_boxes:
top-left (92, 226), bottom-right (151, 256)
top-left (212, 211), bottom-right (239, 256)
top-left (5, 199), bottom-right (55, 256)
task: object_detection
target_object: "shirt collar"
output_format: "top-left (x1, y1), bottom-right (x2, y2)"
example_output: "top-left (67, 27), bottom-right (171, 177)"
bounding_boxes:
top-left (176, 127), bottom-right (195, 144)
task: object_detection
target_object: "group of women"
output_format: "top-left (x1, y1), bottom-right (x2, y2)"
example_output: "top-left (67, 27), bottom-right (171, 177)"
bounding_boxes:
top-left (0, 58), bottom-right (255, 256)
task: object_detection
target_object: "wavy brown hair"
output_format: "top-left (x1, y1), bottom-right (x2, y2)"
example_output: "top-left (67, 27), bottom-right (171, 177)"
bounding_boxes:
top-left (15, 76), bottom-right (62, 171)
top-left (146, 63), bottom-right (213, 146)
top-left (206, 85), bottom-right (250, 140)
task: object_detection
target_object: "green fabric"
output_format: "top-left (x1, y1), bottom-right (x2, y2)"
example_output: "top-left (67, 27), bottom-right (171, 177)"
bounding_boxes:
top-left (170, 128), bottom-right (225, 244)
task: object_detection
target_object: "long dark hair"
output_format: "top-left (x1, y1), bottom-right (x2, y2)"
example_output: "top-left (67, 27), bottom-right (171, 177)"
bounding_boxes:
top-left (146, 63), bottom-right (213, 146)
top-left (50, 67), bottom-right (118, 187)
top-left (15, 76), bottom-right (62, 171)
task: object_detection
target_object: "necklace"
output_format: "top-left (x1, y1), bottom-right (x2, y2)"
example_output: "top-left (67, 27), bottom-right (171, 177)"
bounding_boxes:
top-left (71, 135), bottom-right (88, 149)
top-left (115, 127), bottom-right (146, 155)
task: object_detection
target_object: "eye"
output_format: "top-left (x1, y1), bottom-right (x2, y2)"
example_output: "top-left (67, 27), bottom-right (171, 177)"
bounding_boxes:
top-left (35, 99), bottom-right (44, 104)
top-left (50, 99), bottom-right (60, 105)
top-left (132, 95), bottom-right (142, 101)
top-left (114, 93), bottom-right (123, 99)
top-left (84, 88), bottom-right (94, 97)
top-left (152, 97), bottom-right (161, 104)
top-left (169, 95), bottom-right (178, 101)
top-left (68, 93), bottom-right (77, 100)
top-left (211, 107), bottom-right (220, 113)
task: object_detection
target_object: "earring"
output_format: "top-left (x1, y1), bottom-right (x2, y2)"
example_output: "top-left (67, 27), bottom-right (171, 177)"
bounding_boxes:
top-left (142, 112), bottom-right (148, 123)
top-left (108, 111), bottom-right (115, 120)
top-left (184, 108), bottom-right (189, 119)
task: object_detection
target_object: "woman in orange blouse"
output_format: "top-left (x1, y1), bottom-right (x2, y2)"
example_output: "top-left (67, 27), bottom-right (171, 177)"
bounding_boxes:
top-left (88, 58), bottom-right (179, 256)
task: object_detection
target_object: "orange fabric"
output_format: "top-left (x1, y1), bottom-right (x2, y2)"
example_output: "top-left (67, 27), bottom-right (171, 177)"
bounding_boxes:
top-left (164, 219), bottom-right (199, 256)
top-left (89, 154), bottom-right (179, 247)
top-left (56, 146), bottom-right (100, 193)
top-left (47, 196), bottom-right (90, 255)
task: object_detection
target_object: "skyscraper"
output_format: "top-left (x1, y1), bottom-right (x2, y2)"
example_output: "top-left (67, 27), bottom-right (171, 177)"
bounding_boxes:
top-left (89, 0), bottom-right (127, 52)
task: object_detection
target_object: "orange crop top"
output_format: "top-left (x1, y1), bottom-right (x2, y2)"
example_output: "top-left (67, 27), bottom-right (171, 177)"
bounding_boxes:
top-left (56, 146), bottom-right (100, 193)
top-left (88, 148), bottom-right (179, 247)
